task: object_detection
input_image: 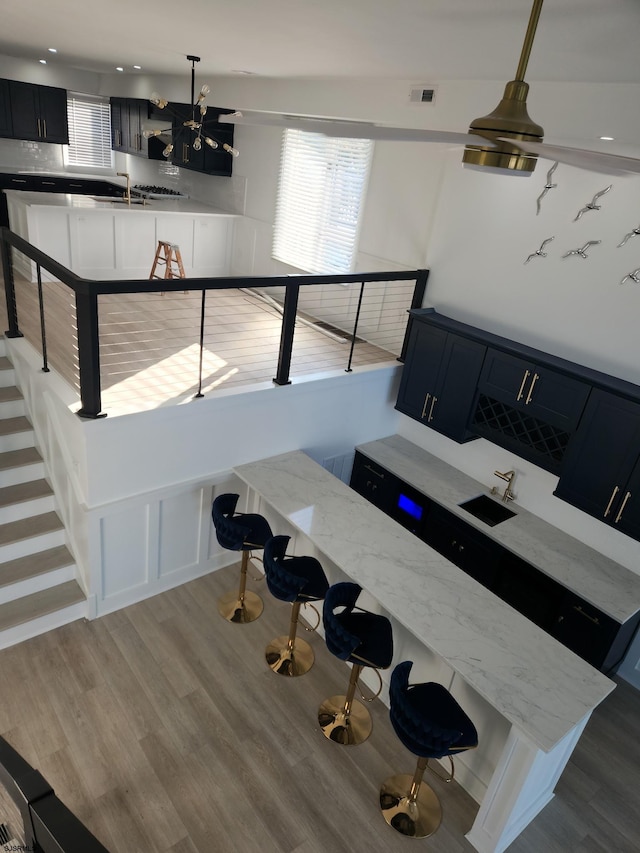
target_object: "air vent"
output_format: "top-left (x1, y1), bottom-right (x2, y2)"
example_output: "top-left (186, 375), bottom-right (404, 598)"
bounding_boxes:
top-left (409, 86), bottom-right (436, 104)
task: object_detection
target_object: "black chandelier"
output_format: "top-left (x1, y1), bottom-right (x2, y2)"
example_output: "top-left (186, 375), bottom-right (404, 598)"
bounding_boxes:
top-left (143, 55), bottom-right (239, 159)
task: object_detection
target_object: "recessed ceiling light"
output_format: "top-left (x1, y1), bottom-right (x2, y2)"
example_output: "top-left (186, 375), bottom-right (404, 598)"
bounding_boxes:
top-left (48, 48), bottom-right (57, 53)
top-left (133, 65), bottom-right (142, 70)
top-left (116, 66), bottom-right (124, 72)
top-left (600, 136), bottom-right (615, 141)
top-left (39, 59), bottom-right (47, 65)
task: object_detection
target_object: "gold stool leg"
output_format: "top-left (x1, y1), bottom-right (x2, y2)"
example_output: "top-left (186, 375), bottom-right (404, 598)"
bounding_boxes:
top-left (217, 551), bottom-right (264, 623)
top-left (318, 663), bottom-right (373, 745)
top-left (380, 756), bottom-right (442, 838)
top-left (266, 600), bottom-right (315, 677)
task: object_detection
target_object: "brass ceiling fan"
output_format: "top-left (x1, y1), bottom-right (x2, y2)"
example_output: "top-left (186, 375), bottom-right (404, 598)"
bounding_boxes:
top-left (218, 0), bottom-right (640, 178)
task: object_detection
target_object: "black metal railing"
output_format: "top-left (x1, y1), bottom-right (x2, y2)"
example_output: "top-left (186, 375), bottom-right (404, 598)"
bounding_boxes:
top-left (0, 735), bottom-right (109, 852)
top-left (1, 226), bottom-right (428, 419)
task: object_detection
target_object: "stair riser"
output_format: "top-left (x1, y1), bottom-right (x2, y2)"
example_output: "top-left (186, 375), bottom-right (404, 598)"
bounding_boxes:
top-left (0, 495), bottom-right (56, 525)
top-left (0, 600), bottom-right (88, 650)
top-left (0, 370), bottom-right (16, 388)
top-left (0, 399), bottom-right (26, 419)
top-left (0, 528), bottom-right (65, 563)
top-left (0, 430), bottom-right (35, 452)
top-left (0, 565), bottom-right (75, 605)
top-left (0, 462), bottom-right (45, 488)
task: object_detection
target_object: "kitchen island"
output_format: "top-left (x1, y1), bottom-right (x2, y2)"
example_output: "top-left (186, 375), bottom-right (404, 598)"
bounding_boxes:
top-left (234, 449), bottom-right (615, 853)
top-left (5, 190), bottom-right (238, 280)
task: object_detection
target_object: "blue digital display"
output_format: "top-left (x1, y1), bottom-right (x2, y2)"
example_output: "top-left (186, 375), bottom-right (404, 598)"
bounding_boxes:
top-left (397, 493), bottom-right (423, 520)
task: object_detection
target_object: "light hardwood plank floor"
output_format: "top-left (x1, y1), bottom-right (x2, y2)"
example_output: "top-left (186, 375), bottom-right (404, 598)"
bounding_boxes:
top-left (0, 563), bottom-right (638, 853)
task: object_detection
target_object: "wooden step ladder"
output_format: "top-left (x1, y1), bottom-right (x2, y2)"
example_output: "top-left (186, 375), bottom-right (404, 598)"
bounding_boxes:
top-left (149, 241), bottom-right (188, 294)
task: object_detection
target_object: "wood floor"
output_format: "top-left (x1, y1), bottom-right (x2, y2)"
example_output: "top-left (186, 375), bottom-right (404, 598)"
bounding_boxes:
top-left (6, 277), bottom-right (399, 417)
top-left (0, 562), bottom-right (638, 853)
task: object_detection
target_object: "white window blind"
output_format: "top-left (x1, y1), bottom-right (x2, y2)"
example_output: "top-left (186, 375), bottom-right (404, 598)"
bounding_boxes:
top-left (272, 129), bottom-right (373, 275)
top-left (65, 93), bottom-right (113, 168)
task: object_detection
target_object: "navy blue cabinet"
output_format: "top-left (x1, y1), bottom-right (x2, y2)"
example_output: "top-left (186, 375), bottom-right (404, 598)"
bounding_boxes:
top-left (477, 349), bottom-right (590, 432)
top-left (555, 389), bottom-right (640, 537)
top-left (395, 315), bottom-right (486, 442)
top-left (0, 79), bottom-right (12, 137)
top-left (170, 104), bottom-right (235, 176)
top-left (8, 81), bottom-right (68, 144)
top-left (110, 98), bottom-right (148, 156)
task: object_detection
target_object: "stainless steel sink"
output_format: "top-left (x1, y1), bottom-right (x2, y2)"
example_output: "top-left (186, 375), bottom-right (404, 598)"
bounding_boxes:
top-left (458, 494), bottom-right (517, 527)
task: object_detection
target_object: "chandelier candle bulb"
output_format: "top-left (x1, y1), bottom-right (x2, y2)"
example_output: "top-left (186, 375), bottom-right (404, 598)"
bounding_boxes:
top-left (205, 137), bottom-right (218, 149)
top-left (223, 143), bottom-right (239, 157)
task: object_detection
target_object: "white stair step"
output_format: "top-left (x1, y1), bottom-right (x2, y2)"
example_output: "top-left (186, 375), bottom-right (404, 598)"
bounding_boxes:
top-left (0, 544), bottom-right (74, 588)
top-left (0, 479), bottom-right (55, 524)
top-left (0, 447), bottom-right (44, 487)
top-left (0, 387), bottom-right (25, 419)
top-left (0, 511), bottom-right (65, 562)
top-left (0, 580), bottom-right (87, 642)
top-left (0, 563), bottom-right (75, 605)
top-left (0, 415), bottom-right (35, 451)
top-left (0, 357), bottom-right (15, 387)
top-left (0, 338), bottom-right (6, 357)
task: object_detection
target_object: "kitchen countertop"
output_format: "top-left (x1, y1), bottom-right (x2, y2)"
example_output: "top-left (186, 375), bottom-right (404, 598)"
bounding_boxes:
top-left (4, 189), bottom-right (237, 217)
top-left (358, 435), bottom-right (640, 625)
top-left (235, 449), bottom-right (615, 753)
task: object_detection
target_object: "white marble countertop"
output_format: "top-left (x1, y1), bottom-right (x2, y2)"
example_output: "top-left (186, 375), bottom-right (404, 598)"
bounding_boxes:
top-left (235, 450), bottom-right (615, 753)
top-left (4, 190), bottom-right (237, 218)
top-left (358, 435), bottom-right (640, 625)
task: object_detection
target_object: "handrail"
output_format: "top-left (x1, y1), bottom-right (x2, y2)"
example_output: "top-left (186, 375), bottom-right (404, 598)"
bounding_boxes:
top-left (0, 735), bottom-right (109, 852)
top-left (1, 226), bottom-right (429, 417)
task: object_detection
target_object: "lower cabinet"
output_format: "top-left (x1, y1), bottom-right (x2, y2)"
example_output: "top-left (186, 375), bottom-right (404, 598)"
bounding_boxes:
top-left (350, 450), bottom-right (635, 673)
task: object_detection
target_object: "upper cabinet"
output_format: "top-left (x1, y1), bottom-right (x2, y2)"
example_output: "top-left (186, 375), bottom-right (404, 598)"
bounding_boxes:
top-left (8, 81), bottom-right (68, 144)
top-left (0, 79), bottom-right (12, 137)
top-left (395, 314), bottom-right (486, 442)
top-left (477, 350), bottom-right (590, 432)
top-left (110, 97), bottom-right (147, 156)
top-left (555, 390), bottom-right (640, 538)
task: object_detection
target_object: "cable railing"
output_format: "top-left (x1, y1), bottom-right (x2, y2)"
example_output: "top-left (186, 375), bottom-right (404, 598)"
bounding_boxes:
top-left (0, 735), bottom-right (109, 852)
top-left (1, 226), bottom-right (428, 419)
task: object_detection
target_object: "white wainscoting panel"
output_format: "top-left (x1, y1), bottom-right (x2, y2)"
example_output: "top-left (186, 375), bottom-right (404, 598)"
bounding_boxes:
top-left (100, 505), bottom-right (150, 598)
top-left (158, 488), bottom-right (203, 577)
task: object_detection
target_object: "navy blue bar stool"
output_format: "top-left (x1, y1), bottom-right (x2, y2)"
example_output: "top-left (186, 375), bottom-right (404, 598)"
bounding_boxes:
top-left (263, 535), bottom-right (330, 677)
top-left (318, 582), bottom-right (393, 745)
top-left (211, 493), bottom-right (273, 624)
top-left (380, 660), bottom-right (478, 838)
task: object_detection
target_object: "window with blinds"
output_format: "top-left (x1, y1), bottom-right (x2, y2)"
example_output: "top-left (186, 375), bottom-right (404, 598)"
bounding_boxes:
top-left (272, 129), bottom-right (373, 275)
top-left (65, 93), bottom-right (113, 168)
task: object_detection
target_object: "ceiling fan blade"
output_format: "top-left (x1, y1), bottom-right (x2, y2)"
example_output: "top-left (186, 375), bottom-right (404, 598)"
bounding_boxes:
top-left (218, 110), bottom-right (492, 147)
top-left (498, 139), bottom-right (640, 177)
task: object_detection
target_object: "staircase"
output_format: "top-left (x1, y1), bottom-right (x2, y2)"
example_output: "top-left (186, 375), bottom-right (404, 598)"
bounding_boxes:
top-left (0, 343), bottom-right (87, 649)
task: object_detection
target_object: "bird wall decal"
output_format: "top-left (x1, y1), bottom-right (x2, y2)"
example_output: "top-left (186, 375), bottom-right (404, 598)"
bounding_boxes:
top-left (535, 162), bottom-right (558, 216)
top-left (562, 240), bottom-right (601, 259)
top-left (573, 186), bottom-right (612, 222)
top-left (617, 225), bottom-right (640, 248)
top-left (525, 237), bottom-right (555, 264)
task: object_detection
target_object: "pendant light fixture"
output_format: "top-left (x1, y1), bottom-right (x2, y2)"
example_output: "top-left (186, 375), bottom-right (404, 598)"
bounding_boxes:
top-left (143, 55), bottom-right (239, 159)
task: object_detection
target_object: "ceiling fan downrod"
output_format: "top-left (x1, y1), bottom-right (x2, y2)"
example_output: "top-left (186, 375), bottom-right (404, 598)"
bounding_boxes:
top-left (463, 0), bottom-right (545, 175)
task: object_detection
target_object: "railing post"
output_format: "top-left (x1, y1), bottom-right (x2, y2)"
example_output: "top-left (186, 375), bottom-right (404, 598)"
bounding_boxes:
top-left (345, 282), bottom-right (366, 373)
top-left (273, 283), bottom-right (299, 386)
top-left (1, 229), bottom-right (23, 338)
top-left (399, 268), bottom-right (429, 362)
top-left (36, 264), bottom-right (50, 372)
top-left (75, 290), bottom-right (105, 418)
top-left (194, 289), bottom-right (206, 398)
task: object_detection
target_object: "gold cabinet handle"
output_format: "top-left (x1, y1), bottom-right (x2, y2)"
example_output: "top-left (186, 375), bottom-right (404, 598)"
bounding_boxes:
top-left (421, 392), bottom-right (431, 419)
top-left (516, 370), bottom-right (530, 401)
top-left (183, 142), bottom-right (189, 163)
top-left (42, 119), bottom-right (47, 138)
top-left (428, 396), bottom-right (437, 422)
top-left (572, 605), bottom-right (600, 626)
top-left (614, 491), bottom-right (631, 524)
top-left (525, 372), bottom-right (539, 405)
top-left (37, 118), bottom-right (41, 137)
top-left (604, 485), bottom-right (620, 518)
top-left (363, 464), bottom-right (384, 480)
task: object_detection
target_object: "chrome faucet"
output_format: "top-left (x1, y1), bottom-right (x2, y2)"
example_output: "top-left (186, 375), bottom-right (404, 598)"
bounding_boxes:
top-left (491, 469), bottom-right (516, 503)
top-left (116, 171), bottom-right (131, 205)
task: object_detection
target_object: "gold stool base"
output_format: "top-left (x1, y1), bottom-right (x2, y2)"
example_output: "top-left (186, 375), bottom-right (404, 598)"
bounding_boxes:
top-left (266, 636), bottom-right (314, 677)
top-left (380, 774), bottom-right (442, 838)
top-left (318, 695), bottom-right (372, 745)
top-left (217, 589), bottom-right (263, 624)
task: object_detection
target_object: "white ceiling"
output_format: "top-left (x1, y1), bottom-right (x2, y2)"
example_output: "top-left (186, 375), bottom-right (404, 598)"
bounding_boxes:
top-left (2, 0), bottom-right (640, 84)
